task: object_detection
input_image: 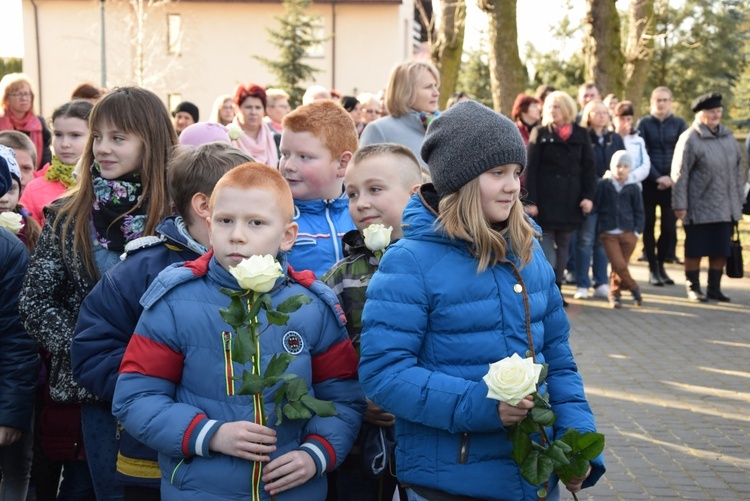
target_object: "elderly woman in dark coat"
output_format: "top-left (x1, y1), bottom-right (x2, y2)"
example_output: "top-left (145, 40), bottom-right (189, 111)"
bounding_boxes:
top-left (671, 93), bottom-right (745, 303)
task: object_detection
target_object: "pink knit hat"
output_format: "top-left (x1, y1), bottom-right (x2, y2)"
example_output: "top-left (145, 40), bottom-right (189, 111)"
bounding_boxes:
top-left (178, 122), bottom-right (232, 147)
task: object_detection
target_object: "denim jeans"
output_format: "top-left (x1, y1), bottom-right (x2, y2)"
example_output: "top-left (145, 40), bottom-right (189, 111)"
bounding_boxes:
top-left (81, 403), bottom-right (124, 501)
top-left (0, 426), bottom-right (33, 500)
top-left (575, 214), bottom-right (609, 289)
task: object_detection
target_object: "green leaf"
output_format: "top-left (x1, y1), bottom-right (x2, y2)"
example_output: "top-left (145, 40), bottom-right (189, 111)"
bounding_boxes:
top-left (300, 394), bottom-right (338, 417)
top-left (538, 363), bottom-right (548, 384)
top-left (509, 426), bottom-right (532, 465)
top-left (285, 377), bottom-right (309, 401)
top-left (283, 401), bottom-right (312, 421)
top-left (232, 326), bottom-right (256, 364)
top-left (559, 428), bottom-right (581, 450)
top-left (530, 405), bottom-right (556, 427)
top-left (237, 371), bottom-right (265, 395)
top-left (576, 432), bottom-right (605, 460)
top-left (276, 294), bottom-right (313, 313)
top-left (542, 442), bottom-right (571, 468)
top-left (273, 383), bottom-right (288, 406)
top-left (557, 455), bottom-right (590, 483)
top-left (219, 287), bottom-right (242, 297)
top-left (553, 438), bottom-right (573, 456)
top-left (266, 310), bottom-right (290, 326)
top-left (247, 296), bottom-right (264, 320)
top-left (219, 296), bottom-right (246, 330)
top-left (519, 416), bottom-right (539, 435)
top-left (521, 453), bottom-right (554, 487)
top-left (264, 353), bottom-right (295, 378)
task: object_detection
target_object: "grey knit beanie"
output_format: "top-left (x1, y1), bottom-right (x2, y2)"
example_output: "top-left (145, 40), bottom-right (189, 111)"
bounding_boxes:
top-left (421, 100), bottom-right (527, 196)
top-left (610, 150), bottom-right (633, 171)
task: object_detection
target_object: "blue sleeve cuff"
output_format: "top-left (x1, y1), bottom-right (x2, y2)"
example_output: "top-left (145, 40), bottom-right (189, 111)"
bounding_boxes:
top-left (185, 416), bottom-right (223, 457)
top-left (298, 435), bottom-right (335, 476)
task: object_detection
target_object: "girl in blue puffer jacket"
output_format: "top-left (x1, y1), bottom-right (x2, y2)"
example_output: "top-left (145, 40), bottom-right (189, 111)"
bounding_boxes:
top-left (358, 101), bottom-right (605, 501)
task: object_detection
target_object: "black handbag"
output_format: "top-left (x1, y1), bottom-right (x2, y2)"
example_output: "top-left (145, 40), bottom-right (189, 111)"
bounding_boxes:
top-left (726, 223), bottom-right (744, 279)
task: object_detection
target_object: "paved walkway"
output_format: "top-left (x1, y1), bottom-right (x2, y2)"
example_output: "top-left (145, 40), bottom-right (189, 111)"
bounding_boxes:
top-left (566, 260), bottom-right (750, 500)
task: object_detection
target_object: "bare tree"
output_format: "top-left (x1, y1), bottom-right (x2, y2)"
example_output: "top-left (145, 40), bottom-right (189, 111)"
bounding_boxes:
top-left (415, 0), bottom-right (467, 110)
top-left (623, 0), bottom-right (656, 109)
top-left (127, 0), bottom-right (180, 87)
top-left (582, 0), bottom-right (624, 97)
top-left (478, 0), bottom-right (524, 114)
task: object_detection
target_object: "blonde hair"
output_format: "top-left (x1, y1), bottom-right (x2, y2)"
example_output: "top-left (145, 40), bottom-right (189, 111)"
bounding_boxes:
top-left (385, 61), bottom-right (440, 118)
top-left (542, 91), bottom-right (576, 126)
top-left (55, 86), bottom-right (177, 278)
top-left (0, 73), bottom-right (35, 112)
top-left (438, 178), bottom-right (537, 272)
top-left (579, 100), bottom-right (606, 129)
top-left (266, 88), bottom-right (290, 107)
top-left (209, 95), bottom-right (233, 125)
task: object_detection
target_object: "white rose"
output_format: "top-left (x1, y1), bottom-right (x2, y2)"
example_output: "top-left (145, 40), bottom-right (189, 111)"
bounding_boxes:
top-left (362, 224), bottom-right (392, 252)
top-left (0, 212), bottom-right (24, 235)
top-left (227, 123), bottom-right (243, 141)
top-left (483, 353), bottom-right (543, 406)
top-left (229, 254), bottom-right (284, 293)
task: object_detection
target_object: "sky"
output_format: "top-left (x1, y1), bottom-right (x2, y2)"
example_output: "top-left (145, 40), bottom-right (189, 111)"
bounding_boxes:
top-left (0, 0), bottom-right (624, 60)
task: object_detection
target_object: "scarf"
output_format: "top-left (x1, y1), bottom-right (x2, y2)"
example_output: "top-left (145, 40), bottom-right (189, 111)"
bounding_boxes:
top-left (0, 109), bottom-right (44, 169)
top-left (418, 110), bottom-right (440, 132)
top-left (231, 117), bottom-right (278, 168)
top-left (90, 163), bottom-right (146, 253)
top-left (554, 123), bottom-right (573, 141)
top-left (45, 156), bottom-right (77, 189)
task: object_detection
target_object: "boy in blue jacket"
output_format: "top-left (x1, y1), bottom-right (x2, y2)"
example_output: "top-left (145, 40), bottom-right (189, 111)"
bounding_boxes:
top-left (72, 143), bottom-right (252, 498)
top-left (279, 100), bottom-right (359, 277)
top-left (113, 163), bottom-right (365, 501)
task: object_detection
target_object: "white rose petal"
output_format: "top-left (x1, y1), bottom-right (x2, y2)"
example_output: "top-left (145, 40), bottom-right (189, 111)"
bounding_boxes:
top-left (483, 353), bottom-right (543, 406)
top-left (362, 224), bottom-right (392, 252)
top-left (229, 254), bottom-right (284, 293)
top-left (0, 212), bottom-right (24, 235)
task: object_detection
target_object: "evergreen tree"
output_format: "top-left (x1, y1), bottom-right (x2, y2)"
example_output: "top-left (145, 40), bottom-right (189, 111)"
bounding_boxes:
top-left (255, 0), bottom-right (325, 107)
top-left (0, 58), bottom-right (23, 80)
top-left (458, 45), bottom-right (493, 108)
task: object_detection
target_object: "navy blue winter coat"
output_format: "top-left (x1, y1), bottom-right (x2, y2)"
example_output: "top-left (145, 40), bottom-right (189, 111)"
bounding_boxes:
top-left (636, 113), bottom-right (687, 180)
top-left (112, 251), bottom-right (365, 500)
top-left (0, 228), bottom-right (39, 431)
top-left (358, 187), bottom-right (605, 500)
top-left (72, 216), bottom-right (204, 487)
top-left (589, 129), bottom-right (625, 178)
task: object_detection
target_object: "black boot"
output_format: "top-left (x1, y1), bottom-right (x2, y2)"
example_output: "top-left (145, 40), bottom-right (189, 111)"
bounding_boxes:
top-left (685, 270), bottom-right (707, 302)
top-left (649, 262), bottom-right (664, 286)
top-left (557, 282), bottom-right (569, 308)
top-left (658, 262), bottom-right (675, 285)
top-left (706, 269), bottom-right (730, 302)
top-left (631, 287), bottom-right (643, 306)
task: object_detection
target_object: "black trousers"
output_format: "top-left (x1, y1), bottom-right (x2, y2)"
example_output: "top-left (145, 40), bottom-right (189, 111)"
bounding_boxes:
top-left (642, 182), bottom-right (676, 267)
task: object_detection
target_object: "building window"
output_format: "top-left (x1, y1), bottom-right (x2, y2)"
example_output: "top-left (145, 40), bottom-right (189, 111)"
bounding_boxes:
top-left (304, 22), bottom-right (326, 59)
top-left (168, 13), bottom-right (181, 55)
top-left (168, 93), bottom-right (182, 112)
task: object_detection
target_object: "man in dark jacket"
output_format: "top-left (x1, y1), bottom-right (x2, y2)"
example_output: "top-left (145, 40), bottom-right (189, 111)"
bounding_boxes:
top-left (636, 86), bottom-right (687, 285)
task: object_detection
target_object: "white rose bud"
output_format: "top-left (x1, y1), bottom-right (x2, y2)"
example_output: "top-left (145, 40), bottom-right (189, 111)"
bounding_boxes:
top-left (362, 224), bottom-right (392, 252)
top-left (0, 212), bottom-right (24, 235)
top-left (483, 353), bottom-right (543, 406)
top-left (227, 124), bottom-right (243, 141)
top-left (229, 254), bottom-right (284, 293)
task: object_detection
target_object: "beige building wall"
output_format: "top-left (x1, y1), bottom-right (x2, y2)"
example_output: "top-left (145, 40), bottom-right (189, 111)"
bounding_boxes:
top-left (22, 0), bottom-right (415, 118)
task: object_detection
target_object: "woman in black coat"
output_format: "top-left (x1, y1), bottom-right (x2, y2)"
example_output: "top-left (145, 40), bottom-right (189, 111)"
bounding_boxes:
top-left (525, 91), bottom-right (596, 302)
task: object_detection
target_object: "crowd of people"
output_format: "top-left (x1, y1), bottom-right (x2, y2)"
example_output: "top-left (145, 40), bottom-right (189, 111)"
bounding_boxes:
top-left (0, 58), bottom-right (748, 501)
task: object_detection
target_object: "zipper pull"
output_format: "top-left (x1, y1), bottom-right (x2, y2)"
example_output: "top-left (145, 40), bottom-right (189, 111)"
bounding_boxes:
top-left (458, 432), bottom-right (470, 463)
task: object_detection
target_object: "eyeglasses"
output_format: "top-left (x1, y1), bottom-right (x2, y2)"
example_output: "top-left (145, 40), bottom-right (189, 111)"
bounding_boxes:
top-left (364, 109), bottom-right (380, 114)
top-left (9, 92), bottom-right (32, 99)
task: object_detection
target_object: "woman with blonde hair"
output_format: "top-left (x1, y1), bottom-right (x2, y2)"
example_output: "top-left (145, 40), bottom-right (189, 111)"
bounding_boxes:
top-left (359, 101), bottom-right (604, 501)
top-left (359, 61), bottom-right (440, 167)
top-left (209, 94), bottom-right (234, 126)
top-left (0, 73), bottom-right (51, 169)
top-left (525, 91), bottom-right (596, 305)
